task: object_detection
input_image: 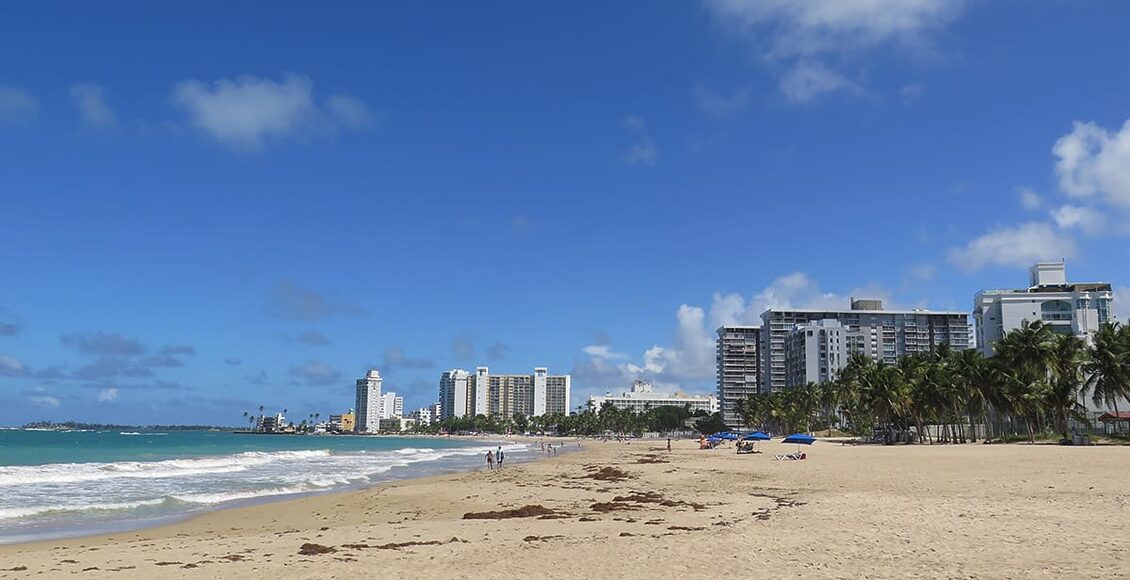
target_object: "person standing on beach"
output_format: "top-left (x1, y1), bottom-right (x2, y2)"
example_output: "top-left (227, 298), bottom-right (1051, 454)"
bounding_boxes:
top-left (667, 437), bottom-right (671, 452)
top-left (497, 447), bottom-right (505, 468)
top-left (486, 450), bottom-right (494, 470)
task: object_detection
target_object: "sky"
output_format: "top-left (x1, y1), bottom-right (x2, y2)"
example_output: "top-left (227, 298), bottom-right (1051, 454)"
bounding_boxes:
top-left (2, 0), bottom-right (1130, 426)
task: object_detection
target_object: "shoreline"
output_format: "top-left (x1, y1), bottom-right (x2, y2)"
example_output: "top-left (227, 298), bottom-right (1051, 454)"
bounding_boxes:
top-left (1, 439), bottom-right (1127, 578)
top-left (0, 434), bottom-right (556, 547)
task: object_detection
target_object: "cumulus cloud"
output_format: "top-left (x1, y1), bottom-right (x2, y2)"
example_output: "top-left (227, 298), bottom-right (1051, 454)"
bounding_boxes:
top-left (573, 272), bottom-right (893, 395)
top-left (1053, 120), bottom-right (1130, 208)
top-left (288, 360), bottom-right (342, 386)
top-left (704, 0), bottom-right (964, 102)
top-left (172, 74), bottom-right (372, 150)
top-left (0, 86), bottom-right (37, 126)
top-left (1050, 204), bottom-right (1106, 236)
top-left (947, 222), bottom-right (1077, 272)
top-left (69, 83), bottom-right (118, 129)
top-left (621, 115), bottom-right (657, 166)
top-left (97, 388), bottom-right (119, 403)
top-left (693, 86), bottom-right (752, 118)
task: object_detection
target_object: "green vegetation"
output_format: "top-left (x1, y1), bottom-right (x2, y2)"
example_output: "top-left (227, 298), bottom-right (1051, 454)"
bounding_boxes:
top-left (22, 421), bottom-right (231, 431)
top-left (411, 401), bottom-right (708, 436)
top-left (736, 321), bottom-right (1130, 443)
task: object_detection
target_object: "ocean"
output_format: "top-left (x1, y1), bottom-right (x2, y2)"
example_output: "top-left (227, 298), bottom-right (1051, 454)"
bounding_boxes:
top-left (0, 429), bottom-right (527, 544)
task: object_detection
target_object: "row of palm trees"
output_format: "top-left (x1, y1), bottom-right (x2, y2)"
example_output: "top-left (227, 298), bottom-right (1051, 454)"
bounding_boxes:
top-left (737, 321), bottom-right (1130, 443)
top-left (414, 401), bottom-right (706, 436)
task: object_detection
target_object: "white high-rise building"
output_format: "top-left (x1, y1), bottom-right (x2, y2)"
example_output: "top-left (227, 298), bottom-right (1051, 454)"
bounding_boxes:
top-left (379, 392), bottom-right (404, 419)
top-left (438, 367), bottom-right (570, 419)
top-left (716, 326), bottom-right (761, 428)
top-left (760, 300), bottom-right (972, 392)
top-left (354, 369), bottom-right (382, 433)
top-left (785, 319), bottom-right (849, 387)
top-left (439, 369), bottom-right (472, 419)
top-left (974, 261), bottom-right (1114, 356)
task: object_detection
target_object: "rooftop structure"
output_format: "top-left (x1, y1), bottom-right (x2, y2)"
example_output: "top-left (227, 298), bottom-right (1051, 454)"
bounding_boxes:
top-left (589, 380), bottom-right (719, 416)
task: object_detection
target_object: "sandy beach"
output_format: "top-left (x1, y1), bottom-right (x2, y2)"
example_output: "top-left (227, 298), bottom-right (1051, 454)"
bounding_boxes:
top-left (1, 438), bottom-right (1127, 579)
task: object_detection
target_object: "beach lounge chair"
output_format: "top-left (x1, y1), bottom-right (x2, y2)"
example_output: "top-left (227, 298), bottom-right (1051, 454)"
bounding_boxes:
top-left (773, 452), bottom-right (807, 461)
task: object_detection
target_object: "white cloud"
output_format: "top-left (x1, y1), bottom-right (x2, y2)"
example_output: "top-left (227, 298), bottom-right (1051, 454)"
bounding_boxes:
top-left (621, 115), bottom-right (657, 166)
top-left (172, 74), bottom-right (371, 150)
top-left (581, 345), bottom-right (628, 360)
top-left (0, 353), bottom-right (24, 375)
top-left (1053, 120), bottom-right (1130, 208)
top-left (899, 83), bottom-right (924, 104)
top-left (1050, 204), bottom-right (1106, 236)
top-left (0, 86), bottom-right (38, 125)
top-left (97, 388), bottom-right (119, 403)
top-left (704, 0), bottom-right (963, 102)
top-left (29, 394), bottom-right (61, 409)
top-left (907, 263), bottom-right (937, 281)
top-left (778, 61), bottom-right (862, 104)
top-left (1018, 187), bottom-right (1043, 210)
top-left (577, 273), bottom-right (894, 394)
top-left (69, 83), bottom-right (118, 129)
top-left (947, 222), bottom-right (1077, 272)
top-left (704, 0), bottom-right (963, 59)
top-left (693, 86), bottom-right (752, 119)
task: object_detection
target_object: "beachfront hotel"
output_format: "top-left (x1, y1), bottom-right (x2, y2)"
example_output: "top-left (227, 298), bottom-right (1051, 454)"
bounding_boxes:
top-left (438, 366), bottom-right (570, 419)
top-left (354, 369), bottom-right (382, 433)
top-left (588, 379), bottom-right (718, 415)
top-left (716, 325), bottom-right (761, 427)
top-left (974, 261), bottom-right (1114, 356)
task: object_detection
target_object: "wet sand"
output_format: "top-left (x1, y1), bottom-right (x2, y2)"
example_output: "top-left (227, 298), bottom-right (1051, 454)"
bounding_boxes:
top-left (1, 438), bottom-right (1127, 579)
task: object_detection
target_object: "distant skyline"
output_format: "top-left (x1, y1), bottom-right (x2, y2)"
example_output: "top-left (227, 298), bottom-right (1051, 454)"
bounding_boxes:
top-left (2, 1), bottom-right (1129, 425)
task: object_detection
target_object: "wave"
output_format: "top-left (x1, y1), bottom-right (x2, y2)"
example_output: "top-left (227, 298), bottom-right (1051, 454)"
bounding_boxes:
top-left (0, 449), bottom-right (334, 486)
top-left (0, 497), bottom-right (178, 520)
top-left (119, 432), bottom-right (168, 436)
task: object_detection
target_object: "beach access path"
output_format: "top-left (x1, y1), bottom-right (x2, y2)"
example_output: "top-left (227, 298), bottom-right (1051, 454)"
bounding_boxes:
top-left (1, 438), bottom-right (1127, 579)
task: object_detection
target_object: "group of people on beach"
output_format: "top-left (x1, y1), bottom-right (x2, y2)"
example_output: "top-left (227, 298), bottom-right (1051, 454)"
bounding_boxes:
top-left (485, 446), bottom-right (505, 470)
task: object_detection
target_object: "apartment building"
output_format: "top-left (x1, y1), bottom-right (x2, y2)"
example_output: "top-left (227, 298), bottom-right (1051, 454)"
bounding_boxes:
top-left (354, 369), bottom-right (382, 433)
top-left (438, 366), bottom-right (570, 419)
top-left (716, 325), bottom-right (761, 428)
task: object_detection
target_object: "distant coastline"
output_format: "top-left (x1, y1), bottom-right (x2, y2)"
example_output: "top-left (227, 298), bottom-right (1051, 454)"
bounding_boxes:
top-left (17, 421), bottom-right (235, 432)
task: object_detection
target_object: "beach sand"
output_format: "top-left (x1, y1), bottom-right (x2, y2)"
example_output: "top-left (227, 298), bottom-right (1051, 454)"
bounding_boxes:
top-left (1, 439), bottom-right (1127, 579)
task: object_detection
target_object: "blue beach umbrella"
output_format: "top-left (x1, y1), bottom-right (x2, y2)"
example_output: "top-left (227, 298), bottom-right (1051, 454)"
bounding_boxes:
top-left (712, 431), bottom-right (740, 441)
top-left (742, 431), bottom-right (771, 441)
top-left (781, 433), bottom-right (815, 445)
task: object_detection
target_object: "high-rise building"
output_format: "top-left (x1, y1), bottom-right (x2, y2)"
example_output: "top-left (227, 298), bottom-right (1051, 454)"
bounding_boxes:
top-left (785, 319), bottom-right (848, 387)
top-left (439, 369), bottom-right (472, 419)
top-left (438, 367), bottom-right (570, 419)
top-left (974, 261), bottom-right (1114, 356)
top-left (379, 392), bottom-right (404, 419)
top-left (760, 299), bottom-right (972, 392)
top-left (716, 326), bottom-right (761, 428)
top-left (354, 369), bottom-right (382, 433)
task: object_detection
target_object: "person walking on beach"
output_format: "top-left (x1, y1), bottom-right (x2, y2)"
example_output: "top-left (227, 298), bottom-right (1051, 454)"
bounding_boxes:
top-left (667, 437), bottom-right (671, 452)
top-left (497, 447), bottom-right (505, 468)
top-left (486, 450), bottom-right (494, 470)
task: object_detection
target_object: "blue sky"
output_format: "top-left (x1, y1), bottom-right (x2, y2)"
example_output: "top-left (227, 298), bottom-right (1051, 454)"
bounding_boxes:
top-left (2, 0), bottom-right (1130, 425)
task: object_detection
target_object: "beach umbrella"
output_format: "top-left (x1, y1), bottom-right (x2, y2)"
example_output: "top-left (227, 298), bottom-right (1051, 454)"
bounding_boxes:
top-left (781, 433), bottom-right (815, 454)
top-left (718, 431), bottom-right (741, 441)
top-left (742, 431), bottom-right (770, 441)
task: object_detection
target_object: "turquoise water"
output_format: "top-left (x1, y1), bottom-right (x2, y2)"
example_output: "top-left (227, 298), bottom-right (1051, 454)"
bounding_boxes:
top-left (0, 429), bottom-right (526, 544)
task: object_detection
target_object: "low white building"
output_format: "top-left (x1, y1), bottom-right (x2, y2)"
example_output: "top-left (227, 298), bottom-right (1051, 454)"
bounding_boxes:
top-left (410, 406), bottom-right (434, 426)
top-left (588, 380), bottom-right (718, 415)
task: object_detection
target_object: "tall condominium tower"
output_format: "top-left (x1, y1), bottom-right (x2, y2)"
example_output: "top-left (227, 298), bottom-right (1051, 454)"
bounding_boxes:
top-left (437, 367), bottom-right (570, 419)
top-left (354, 369), bottom-right (382, 433)
top-left (378, 391), bottom-right (404, 419)
top-left (974, 261), bottom-right (1114, 356)
top-left (716, 325), bottom-right (761, 428)
top-left (760, 299), bottom-right (971, 392)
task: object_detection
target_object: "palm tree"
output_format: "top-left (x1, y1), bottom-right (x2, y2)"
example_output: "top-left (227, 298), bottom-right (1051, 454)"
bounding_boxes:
top-left (1085, 322), bottom-right (1130, 435)
top-left (1046, 333), bottom-right (1088, 438)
